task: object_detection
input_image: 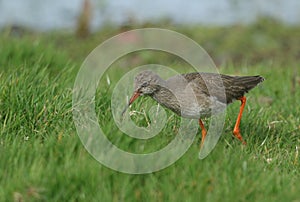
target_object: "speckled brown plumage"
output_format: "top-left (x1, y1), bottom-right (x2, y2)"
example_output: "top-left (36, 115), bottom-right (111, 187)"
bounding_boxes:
top-left (181, 72), bottom-right (264, 104)
top-left (126, 70), bottom-right (264, 147)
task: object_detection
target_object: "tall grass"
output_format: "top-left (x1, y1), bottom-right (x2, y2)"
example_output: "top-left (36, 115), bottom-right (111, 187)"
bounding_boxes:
top-left (0, 21), bottom-right (299, 201)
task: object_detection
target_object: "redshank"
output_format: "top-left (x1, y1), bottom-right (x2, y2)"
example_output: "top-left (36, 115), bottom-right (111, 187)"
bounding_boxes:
top-left (123, 70), bottom-right (264, 146)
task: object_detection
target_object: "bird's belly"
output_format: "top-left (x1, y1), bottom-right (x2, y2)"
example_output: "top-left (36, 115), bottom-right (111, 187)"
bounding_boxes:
top-left (153, 87), bottom-right (227, 119)
top-left (174, 97), bottom-right (227, 119)
top-left (180, 106), bottom-right (211, 119)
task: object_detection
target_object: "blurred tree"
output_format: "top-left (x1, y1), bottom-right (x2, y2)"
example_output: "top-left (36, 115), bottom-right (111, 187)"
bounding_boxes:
top-left (76, 0), bottom-right (92, 38)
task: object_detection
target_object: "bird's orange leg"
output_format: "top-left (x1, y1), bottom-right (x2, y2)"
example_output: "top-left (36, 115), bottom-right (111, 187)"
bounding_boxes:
top-left (233, 96), bottom-right (247, 145)
top-left (199, 119), bottom-right (207, 148)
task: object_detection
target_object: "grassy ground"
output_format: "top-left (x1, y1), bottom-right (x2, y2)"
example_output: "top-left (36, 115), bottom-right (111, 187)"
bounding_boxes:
top-left (0, 20), bottom-right (299, 201)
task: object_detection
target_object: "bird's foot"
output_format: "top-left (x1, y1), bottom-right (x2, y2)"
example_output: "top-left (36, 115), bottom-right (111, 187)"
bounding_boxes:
top-left (233, 129), bottom-right (247, 145)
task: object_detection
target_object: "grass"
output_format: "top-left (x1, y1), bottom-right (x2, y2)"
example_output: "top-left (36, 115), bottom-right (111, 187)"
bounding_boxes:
top-left (0, 20), bottom-right (299, 201)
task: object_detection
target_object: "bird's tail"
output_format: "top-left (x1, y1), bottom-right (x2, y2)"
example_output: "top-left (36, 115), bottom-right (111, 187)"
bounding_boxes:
top-left (234, 75), bottom-right (265, 92)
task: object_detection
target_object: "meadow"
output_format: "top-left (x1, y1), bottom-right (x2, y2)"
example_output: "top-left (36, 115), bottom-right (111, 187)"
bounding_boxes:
top-left (0, 19), bottom-right (299, 201)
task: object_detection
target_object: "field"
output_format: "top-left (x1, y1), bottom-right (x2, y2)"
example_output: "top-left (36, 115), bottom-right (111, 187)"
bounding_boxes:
top-left (0, 19), bottom-right (299, 201)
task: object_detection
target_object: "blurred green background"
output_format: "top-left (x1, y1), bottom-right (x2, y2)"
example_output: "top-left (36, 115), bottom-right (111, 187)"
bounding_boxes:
top-left (0, 1), bottom-right (299, 201)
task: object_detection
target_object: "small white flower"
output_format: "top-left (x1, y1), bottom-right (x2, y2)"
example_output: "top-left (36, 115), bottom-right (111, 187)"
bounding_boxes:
top-left (266, 158), bottom-right (272, 164)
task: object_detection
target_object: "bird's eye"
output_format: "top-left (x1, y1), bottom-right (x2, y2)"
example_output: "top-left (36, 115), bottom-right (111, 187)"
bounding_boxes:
top-left (141, 82), bottom-right (148, 87)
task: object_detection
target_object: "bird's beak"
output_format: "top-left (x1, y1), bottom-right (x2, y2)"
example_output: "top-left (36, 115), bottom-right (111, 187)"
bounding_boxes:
top-left (121, 91), bottom-right (141, 117)
top-left (128, 91), bottom-right (141, 105)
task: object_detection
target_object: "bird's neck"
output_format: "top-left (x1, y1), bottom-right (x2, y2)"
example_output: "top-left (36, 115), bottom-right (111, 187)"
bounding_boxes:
top-left (151, 86), bottom-right (180, 115)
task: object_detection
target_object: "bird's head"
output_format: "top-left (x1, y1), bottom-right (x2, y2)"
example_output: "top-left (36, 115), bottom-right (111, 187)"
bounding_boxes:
top-left (129, 70), bottom-right (162, 105)
top-left (134, 70), bottom-right (162, 94)
top-left (121, 70), bottom-right (163, 116)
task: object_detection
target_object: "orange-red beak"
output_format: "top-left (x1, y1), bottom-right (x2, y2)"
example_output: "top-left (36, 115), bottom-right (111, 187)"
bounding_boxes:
top-left (121, 91), bottom-right (141, 116)
top-left (129, 91), bottom-right (141, 105)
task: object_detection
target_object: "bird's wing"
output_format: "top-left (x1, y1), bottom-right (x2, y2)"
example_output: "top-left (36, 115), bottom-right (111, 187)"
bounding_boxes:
top-left (168, 72), bottom-right (264, 104)
top-left (181, 72), bottom-right (228, 103)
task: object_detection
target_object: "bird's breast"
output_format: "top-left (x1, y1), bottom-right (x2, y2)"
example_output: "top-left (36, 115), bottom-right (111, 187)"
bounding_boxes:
top-left (152, 87), bottom-right (226, 119)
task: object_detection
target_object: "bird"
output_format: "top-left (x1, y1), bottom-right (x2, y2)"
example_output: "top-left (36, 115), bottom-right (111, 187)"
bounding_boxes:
top-left (122, 70), bottom-right (264, 147)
